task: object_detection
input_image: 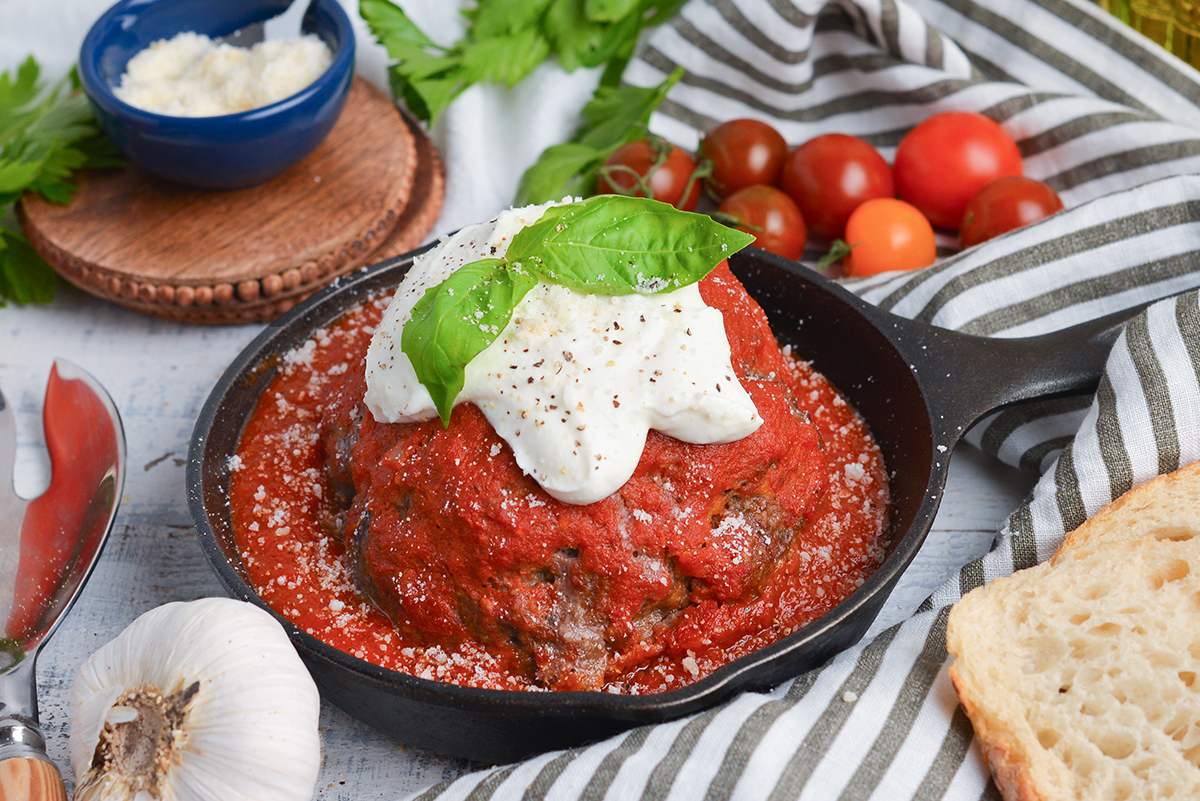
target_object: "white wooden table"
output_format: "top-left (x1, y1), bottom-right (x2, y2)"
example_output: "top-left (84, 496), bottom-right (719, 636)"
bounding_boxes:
top-left (1, 282), bottom-right (1037, 799)
top-left (0, 0), bottom-right (1041, 790)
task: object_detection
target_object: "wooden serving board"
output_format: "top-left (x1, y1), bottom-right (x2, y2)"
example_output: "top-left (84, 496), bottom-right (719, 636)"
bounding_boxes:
top-left (19, 77), bottom-right (444, 325)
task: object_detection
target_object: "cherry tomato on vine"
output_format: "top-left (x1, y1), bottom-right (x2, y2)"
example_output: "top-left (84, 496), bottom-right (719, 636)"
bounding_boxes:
top-left (717, 185), bottom-right (807, 260)
top-left (780, 133), bottom-right (894, 240)
top-left (893, 111), bottom-right (1023, 230)
top-left (842, 198), bottom-right (935, 276)
top-left (959, 176), bottom-right (1064, 247)
top-left (596, 139), bottom-right (701, 211)
top-left (699, 119), bottom-right (789, 199)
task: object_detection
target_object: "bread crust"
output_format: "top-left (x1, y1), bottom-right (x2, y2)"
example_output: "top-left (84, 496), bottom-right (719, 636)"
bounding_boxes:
top-left (1055, 460), bottom-right (1200, 561)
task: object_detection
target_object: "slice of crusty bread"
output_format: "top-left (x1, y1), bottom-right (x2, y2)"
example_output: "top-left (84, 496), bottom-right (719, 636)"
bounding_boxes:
top-left (946, 462), bottom-right (1200, 801)
top-left (1054, 460), bottom-right (1200, 561)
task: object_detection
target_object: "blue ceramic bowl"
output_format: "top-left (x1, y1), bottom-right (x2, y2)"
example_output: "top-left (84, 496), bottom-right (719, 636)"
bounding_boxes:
top-left (79, 0), bottom-right (356, 189)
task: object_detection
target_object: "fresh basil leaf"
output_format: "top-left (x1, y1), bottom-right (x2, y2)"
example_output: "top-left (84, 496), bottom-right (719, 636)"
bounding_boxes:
top-left (508, 195), bottom-right (755, 295)
top-left (0, 227), bottom-right (56, 307)
top-left (514, 142), bottom-right (605, 205)
top-left (402, 258), bottom-right (538, 425)
top-left (585, 0), bottom-right (640, 23)
top-left (459, 28), bottom-right (552, 87)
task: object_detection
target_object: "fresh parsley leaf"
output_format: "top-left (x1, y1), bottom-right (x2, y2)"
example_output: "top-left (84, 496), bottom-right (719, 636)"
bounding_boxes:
top-left (0, 228), bottom-right (56, 306)
top-left (544, 0), bottom-right (645, 71)
top-left (509, 195), bottom-right (754, 294)
top-left (467, 0), bottom-right (555, 39)
top-left (459, 28), bottom-right (553, 87)
top-left (0, 57), bottom-right (42, 144)
top-left (362, 0), bottom-right (467, 121)
top-left (575, 68), bottom-right (681, 148)
top-left (514, 142), bottom-right (607, 207)
top-left (388, 69), bottom-right (463, 125)
top-left (0, 159), bottom-right (44, 201)
top-left (0, 57), bottom-right (120, 305)
top-left (402, 258), bottom-right (538, 425)
top-left (514, 67), bottom-right (683, 205)
top-left (400, 197), bottom-right (755, 424)
top-left (359, 0), bottom-right (442, 52)
top-left (361, 0), bottom-right (681, 125)
top-left (585, 0), bottom-right (641, 23)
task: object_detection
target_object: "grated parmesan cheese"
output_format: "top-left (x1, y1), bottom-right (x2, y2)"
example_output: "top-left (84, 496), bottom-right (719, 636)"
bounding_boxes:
top-left (114, 31), bottom-right (333, 117)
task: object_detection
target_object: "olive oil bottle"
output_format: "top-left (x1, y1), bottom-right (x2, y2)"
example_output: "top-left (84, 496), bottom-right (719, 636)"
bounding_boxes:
top-left (1100, 0), bottom-right (1200, 70)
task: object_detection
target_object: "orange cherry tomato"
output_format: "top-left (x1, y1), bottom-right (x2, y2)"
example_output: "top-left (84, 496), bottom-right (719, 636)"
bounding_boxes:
top-left (843, 198), bottom-right (936, 276)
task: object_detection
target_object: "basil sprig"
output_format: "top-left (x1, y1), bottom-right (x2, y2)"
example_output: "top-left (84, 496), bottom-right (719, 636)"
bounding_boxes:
top-left (401, 195), bottom-right (755, 425)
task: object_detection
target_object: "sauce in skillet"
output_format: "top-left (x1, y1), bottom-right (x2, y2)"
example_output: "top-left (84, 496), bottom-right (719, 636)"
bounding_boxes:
top-left (229, 268), bottom-right (890, 693)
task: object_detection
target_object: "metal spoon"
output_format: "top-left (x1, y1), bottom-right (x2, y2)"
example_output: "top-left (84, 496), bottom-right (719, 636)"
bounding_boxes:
top-left (221, 0), bottom-right (312, 48)
top-left (0, 361), bottom-right (125, 801)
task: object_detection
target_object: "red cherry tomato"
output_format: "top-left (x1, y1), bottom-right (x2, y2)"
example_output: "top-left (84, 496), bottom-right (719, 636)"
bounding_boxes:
top-left (699, 118), bottom-right (789, 199)
top-left (596, 139), bottom-right (701, 211)
top-left (717, 184), bottom-right (807, 260)
top-left (780, 133), bottom-right (894, 240)
top-left (893, 111), bottom-right (1023, 230)
top-left (843, 198), bottom-right (936, 276)
top-left (959, 176), bottom-right (1064, 247)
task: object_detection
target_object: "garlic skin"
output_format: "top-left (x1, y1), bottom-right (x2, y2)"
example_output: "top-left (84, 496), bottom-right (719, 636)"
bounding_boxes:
top-left (69, 597), bottom-right (321, 801)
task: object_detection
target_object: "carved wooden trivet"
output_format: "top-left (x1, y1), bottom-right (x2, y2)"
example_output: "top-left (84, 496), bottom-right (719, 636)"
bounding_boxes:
top-left (20, 77), bottom-right (443, 324)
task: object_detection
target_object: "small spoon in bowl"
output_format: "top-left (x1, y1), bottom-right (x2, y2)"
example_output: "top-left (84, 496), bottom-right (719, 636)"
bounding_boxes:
top-left (222, 0), bottom-right (312, 47)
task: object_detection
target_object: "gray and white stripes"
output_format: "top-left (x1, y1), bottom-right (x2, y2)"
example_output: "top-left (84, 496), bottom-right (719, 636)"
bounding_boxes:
top-left (409, 0), bottom-right (1200, 797)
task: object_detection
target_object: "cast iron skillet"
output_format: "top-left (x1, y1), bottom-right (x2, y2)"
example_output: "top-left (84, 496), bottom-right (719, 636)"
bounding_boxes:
top-left (188, 247), bottom-right (1131, 764)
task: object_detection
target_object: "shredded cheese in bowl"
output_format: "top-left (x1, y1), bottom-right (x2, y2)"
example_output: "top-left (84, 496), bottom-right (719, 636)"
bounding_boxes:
top-left (114, 31), bottom-right (333, 117)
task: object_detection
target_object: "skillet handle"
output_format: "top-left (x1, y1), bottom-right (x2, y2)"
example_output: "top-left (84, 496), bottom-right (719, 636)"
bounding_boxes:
top-left (901, 304), bottom-right (1140, 435)
top-left (0, 756), bottom-right (66, 801)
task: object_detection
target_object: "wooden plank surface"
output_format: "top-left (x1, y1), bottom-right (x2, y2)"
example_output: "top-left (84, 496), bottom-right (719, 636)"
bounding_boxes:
top-left (0, 288), bottom-right (1038, 799)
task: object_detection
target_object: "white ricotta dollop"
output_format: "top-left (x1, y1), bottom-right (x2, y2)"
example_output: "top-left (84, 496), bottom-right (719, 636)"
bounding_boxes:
top-left (364, 203), bottom-right (762, 505)
top-left (113, 31), bottom-right (333, 117)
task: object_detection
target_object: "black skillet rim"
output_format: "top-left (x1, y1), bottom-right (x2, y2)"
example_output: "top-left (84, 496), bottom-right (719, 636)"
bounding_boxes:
top-left (186, 245), bottom-right (942, 721)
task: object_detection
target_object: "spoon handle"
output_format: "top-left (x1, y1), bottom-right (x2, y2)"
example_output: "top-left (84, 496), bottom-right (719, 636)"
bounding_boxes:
top-left (0, 756), bottom-right (66, 801)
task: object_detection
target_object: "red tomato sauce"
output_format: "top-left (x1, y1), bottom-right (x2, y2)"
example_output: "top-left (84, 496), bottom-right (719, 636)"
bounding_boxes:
top-left (230, 269), bottom-right (890, 694)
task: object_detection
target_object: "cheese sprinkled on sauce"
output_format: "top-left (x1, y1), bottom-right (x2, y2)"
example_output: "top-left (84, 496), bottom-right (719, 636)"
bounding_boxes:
top-left (364, 202), bottom-right (761, 505)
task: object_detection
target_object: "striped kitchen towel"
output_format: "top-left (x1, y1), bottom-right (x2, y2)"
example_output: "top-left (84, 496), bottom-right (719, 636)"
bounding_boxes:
top-left (407, 0), bottom-right (1200, 798)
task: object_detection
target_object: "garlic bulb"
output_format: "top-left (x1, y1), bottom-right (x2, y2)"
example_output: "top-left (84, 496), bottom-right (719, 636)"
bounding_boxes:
top-left (68, 597), bottom-right (322, 801)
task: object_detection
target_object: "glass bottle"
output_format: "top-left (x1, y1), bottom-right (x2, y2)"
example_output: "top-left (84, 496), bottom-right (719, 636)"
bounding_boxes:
top-left (1100, 0), bottom-right (1200, 70)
